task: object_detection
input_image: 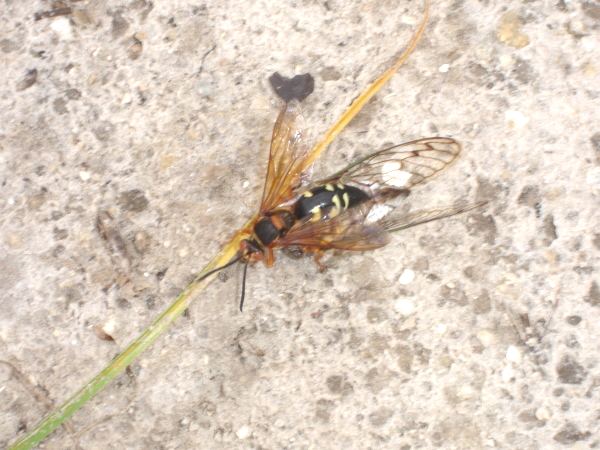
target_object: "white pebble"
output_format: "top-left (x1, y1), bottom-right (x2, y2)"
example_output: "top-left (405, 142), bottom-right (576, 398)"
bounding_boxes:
top-left (398, 268), bottom-right (415, 285)
top-left (499, 54), bottom-right (513, 68)
top-left (586, 167), bottom-right (600, 186)
top-left (457, 384), bottom-right (475, 399)
top-left (438, 63), bottom-right (450, 73)
top-left (506, 345), bottom-right (522, 364)
top-left (401, 14), bottom-right (418, 25)
top-left (581, 36), bottom-right (596, 51)
top-left (476, 329), bottom-right (496, 347)
top-left (435, 323), bottom-right (447, 334)
top-left (50, 17), bottom-right (74, 40)
top-left (505, 110), bottom-right (529, 129)
top-left (485, 438), bottom-right (497, 447)
top-left (102, 319), bottom-right (117, 336)
top-left (79, 170), bottom-right (91, 181)
top-left (236, 425), bottom-right (251, 439)
top-left (242, 180), bottom-right (250, 188)
top-left (394, 298), bottom-right (415, 316)
top-left (535, 406), bottom-right (551, 421)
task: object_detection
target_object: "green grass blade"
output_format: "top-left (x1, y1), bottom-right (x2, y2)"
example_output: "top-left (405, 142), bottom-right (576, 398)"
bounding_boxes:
top-left (8, 229), bottom-right (246, 450)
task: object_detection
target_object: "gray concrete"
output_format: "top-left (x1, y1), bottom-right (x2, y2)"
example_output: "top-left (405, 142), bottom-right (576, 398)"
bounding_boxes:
top-left (1, 1), bottom-right (599, 449)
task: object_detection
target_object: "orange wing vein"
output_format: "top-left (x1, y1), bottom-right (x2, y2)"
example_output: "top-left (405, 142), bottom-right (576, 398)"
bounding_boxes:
top-left (259, 101), bottom-right (310, 212)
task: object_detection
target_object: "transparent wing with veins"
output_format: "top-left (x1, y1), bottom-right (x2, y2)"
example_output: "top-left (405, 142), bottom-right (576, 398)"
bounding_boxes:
top-left (314, 137), bottom-right (461, 195)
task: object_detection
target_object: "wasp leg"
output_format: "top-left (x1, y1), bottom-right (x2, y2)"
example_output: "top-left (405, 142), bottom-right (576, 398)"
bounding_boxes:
top-left (312, 249), bottom-right (328, 273)
top-left (265, 247), bottom-right (275, 268)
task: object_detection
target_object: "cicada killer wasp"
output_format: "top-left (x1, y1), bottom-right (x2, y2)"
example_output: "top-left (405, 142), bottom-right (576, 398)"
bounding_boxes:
top-left (205, 98), bottom-right (483, 310)
top-left (200, 1), bottom-right (485, 311)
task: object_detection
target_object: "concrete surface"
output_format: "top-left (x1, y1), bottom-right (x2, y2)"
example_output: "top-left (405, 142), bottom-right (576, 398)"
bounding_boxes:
top-left (1, 0), bottom-right (599, 449)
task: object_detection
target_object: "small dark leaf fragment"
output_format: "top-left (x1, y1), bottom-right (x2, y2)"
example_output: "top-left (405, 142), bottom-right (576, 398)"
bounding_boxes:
top-left (118, 189), bottom-right (149, 212)
top-left (111, 12), bottom-right (130, 39)
top-left (584, 281), bottom-right (600, 307)
top-left (553, 422), bottom-right (591, 444)
top-left (269, 72), bottom-right (315, 102)
top-left (96, 210), bottom-right (132, 274)
top-left (34, 6), bottom-right (72, 21)
top-left (543, 214), bottom-right (558, 244)
top-left (556, 354), bottom-right (587, 384)
top-left (17, 69), bottom-right (38, 91)
top-left (127, 36), bottom-right (143, 60)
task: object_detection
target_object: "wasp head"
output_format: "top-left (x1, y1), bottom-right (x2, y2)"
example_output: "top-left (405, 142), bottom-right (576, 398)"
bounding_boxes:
top-left (239, 238), bottom-right (264, 263)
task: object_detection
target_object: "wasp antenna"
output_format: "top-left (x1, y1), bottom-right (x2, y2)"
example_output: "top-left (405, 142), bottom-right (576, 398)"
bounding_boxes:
top-left (239, 260), bottom-right (249, 312)
top-left (194, 253), bottom-right (242, 284)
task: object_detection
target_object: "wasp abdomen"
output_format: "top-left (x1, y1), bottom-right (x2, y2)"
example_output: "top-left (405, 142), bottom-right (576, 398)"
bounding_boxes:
top-left (294, 183), bottom-right (370, 221)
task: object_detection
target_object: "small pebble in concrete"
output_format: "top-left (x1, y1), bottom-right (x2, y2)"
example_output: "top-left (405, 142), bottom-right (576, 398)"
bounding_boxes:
top-left (236, 425), bottom-right (251, 439)
top-left (398, 268), bottom-right (415, 285)
top-left (476, 329), bottom-right (496, 347)
top-left (505, 110), bottom-right (529, 129)
top-left (506, 345), bottom-right (522, 364)
top-left (394, 298), bottom-right (415, 316)
top-left (535, 406), bottom-right (551, 421)
top-left (435, 323), bottom-right (447, 334)
top-left (438, 63), bottom-right (450, 73)
top-left (50, 17), bottom-right (74, 40)
top-left (16, 68), bottom-right (37, 91)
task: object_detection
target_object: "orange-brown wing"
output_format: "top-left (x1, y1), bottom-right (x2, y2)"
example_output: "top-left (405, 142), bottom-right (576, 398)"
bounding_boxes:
top-left (260, 101), bottom-right (312, 212)
top-left (273, 200), bottom-right (486, 253)
top-left (274, 202), bottom-right (391, 252)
